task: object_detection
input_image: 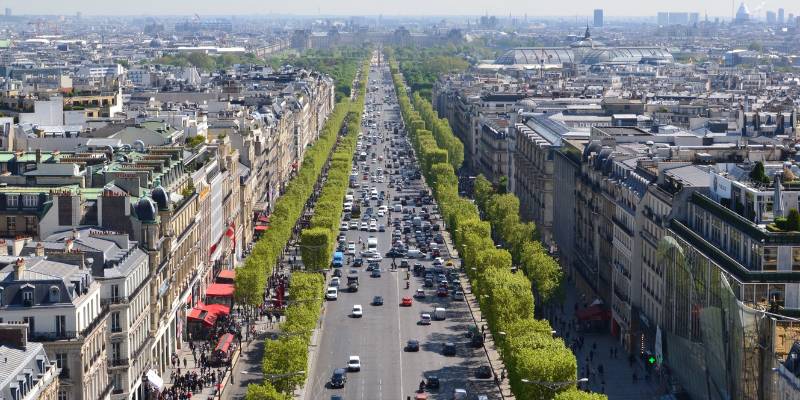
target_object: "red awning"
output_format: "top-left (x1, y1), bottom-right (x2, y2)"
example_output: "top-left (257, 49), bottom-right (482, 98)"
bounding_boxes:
top-left (258, 215), bottom-right (269, 222)
top-left (217, 269), bottom-right (236, 280)
top-left (255, 225), bottom-right (268, 231)
top-left (206, 303), bottom-right (230, 316)
top-left (206, 283), bottom-right (235, 297)
top-left (187, 303), bottom-right (218, 327)
top-left (575, 305), bottom-right (611, 321)
top-left (215, 333), bottom-right (234, 353)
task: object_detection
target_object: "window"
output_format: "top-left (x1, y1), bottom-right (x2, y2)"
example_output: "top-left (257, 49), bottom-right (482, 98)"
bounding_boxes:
top-left (794, 248), bottom-right (800, 272)
top-left (110, 284), bottom-right (120, 301)
top-left (24, 216), bottom-right (35, 232)
top-left (55, 315), bottom-right (66, 337)
top-left (111, 342), bottom-right (121, 361)
top-left (49, 286), bottom-right (60, 303)
top-left (111, 312), bottom-right (121, 333)
top-left (763, 247), bottom-right (778, 271)
top-left (58, 391), bottom-right (68, 400)
top-left (22, 195), bottom-right (36, 208)
top-left (6, 216), bottom-right (16, 232)
top-left (6, 194), bottom-right (18, 208)
top-left (22, 290), bottom-right (33, 305)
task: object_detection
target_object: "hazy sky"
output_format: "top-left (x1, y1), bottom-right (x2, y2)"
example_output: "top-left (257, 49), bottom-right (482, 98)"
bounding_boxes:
top-left (3, 0), bottom-right (800, 18)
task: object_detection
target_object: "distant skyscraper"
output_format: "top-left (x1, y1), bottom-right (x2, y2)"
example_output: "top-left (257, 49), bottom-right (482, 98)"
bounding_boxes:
top-left (778, 8), bottom-right (785, 24)
top-left (3, 8), bottom-right (10, 17)
top-left (735, 2), bottom-right (750, 23)
top-left (668, 12), bottom-right (689, 25)
top-left (593, 9), bottom-right (604, 27)
top-left (689, 12), bottom-right (700, 24)
top-left (766, 10), bottom-right (777, 24)
top-left (657, 12), bottom-right (669, 25)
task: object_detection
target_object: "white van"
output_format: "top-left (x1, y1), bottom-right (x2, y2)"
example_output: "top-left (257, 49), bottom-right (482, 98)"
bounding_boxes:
top-left (367, 236), bottom-right (378, 252)
top-left (433, 307), bottom-right (446, 321)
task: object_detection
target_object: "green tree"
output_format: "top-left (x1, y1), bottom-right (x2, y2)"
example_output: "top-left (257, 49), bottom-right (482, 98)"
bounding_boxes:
top-left (473, 174), bottom-right (494, 210)
top-left (555, 389), bottom-right (608, 400)
top-left (262, 336), bottom-right (308, 393)
top-left (749, 161), bottom-right (770, 184)
top-left (788, 208), bottom-right (800, 231)
top-left (245, 383), bottom-right (290, 400)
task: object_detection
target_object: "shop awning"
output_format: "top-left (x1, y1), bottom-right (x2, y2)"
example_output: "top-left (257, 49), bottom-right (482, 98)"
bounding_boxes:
top-left (187, 303), bottom-right (219, 327)
top-left (146, 369), bottom-right (164, 392)
top-left (258, 215), bottom-right (270, 223)
top-left (255, 225), bottom-right (268, 231)
top-left (215, 333), bottom-right (235, 353)
top-left (206, 283), bottom-right (235, 297)
top-left (217, 269), bottom-right (236, 281)
top-left (575, 305), bottom-right (611, 321)
top-left (206, 303), bottom-right (231, 316)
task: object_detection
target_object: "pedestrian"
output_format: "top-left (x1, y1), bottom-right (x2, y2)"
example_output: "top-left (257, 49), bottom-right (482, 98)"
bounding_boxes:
top-left (183, 358), bottom-right (187, 368)
top-left (500, 369), bottom-right (506, 381)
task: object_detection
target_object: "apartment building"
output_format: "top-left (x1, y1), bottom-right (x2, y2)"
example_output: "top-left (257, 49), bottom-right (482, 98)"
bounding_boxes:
top-left (0, 256), bottom-right (109, 400)
top-left (0, 324), bottom-right (60, 400)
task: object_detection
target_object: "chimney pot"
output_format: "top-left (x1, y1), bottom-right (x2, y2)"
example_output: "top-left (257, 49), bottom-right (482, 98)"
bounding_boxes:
top-left (34, 242), bottom-right (44, 257)
top-left (14, 258), bottom-right (25, 279)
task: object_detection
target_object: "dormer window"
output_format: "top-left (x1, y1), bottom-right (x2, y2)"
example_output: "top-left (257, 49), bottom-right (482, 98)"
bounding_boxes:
top-left (22, 195), bottom-right (37, 208)
top-left (6, 194), bottom-right (18, 208)
top-left (49, 286), bottom-right (60, 303)
top-left (22, 286), bottom-right (33, 306)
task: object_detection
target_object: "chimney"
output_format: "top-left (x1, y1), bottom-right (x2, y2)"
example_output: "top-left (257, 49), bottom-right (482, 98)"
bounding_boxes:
top-left (72, 228), bottom-right (80, 240)
top-left (12, 237), bottom-right (26, 257)
top-left (14, 258), bottom-right (25, 279)
top-left (0, 323), bottom-right (28, 349)
top-left (34, 242), bottom-right (44, 257)
top-left (64, 238), bottom-right (73, 253)
top-left (35, 149), bottom-right (41, 164)
top-left (0, 239), bottom-right (7, 256)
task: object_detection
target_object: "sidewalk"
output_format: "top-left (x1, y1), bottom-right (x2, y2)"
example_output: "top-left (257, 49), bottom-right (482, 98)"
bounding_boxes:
top-left (443, 229), bottom-right (514, 400)
top-left (545, 280), bottom-right (663, 399)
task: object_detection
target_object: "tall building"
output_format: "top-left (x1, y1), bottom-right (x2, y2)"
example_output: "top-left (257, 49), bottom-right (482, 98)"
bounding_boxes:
top-left (668, 12), bottom-right (689, 25)
top-left (0, 324), bottom-right (60, 400)
top-left (778, 8), bottom-right (785, 24)
top-left (657, 12), bottom-right (669, 25)
top-left (593, 9), bottom-right (604, 27)
top-left (689, 12), bottom-right (700, 24)
top-left (767, 10), bottom-right (777, 24)
top-left (735, 1), bottom-right (750, 23)
top-left (3, 8), bottom-right (10, 17)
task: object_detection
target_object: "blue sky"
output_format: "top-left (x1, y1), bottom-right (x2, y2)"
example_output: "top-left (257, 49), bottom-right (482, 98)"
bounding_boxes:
top-left (3, 0), bottom-right (799, 18)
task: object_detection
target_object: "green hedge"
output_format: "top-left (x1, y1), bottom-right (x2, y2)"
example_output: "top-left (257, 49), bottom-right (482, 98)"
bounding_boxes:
top-left (245, 56), bottom-right (371, 399)
top-left (388, 54), bottom-right (597, 400)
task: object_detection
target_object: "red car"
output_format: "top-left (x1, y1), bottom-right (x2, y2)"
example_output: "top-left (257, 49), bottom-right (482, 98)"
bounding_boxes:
top-left (401, 296), bottom-right (413, 307)
top-left (437, 287), bottom-right (448, 297)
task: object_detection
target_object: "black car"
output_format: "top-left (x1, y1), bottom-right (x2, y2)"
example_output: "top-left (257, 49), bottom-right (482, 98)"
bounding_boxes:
top-left (425, 376), bottom-right (440, 389)
top-left (330, 368), bottom-right (347, 388)
top-left (372, 296), bottom-right (384, 306)
top-left (333, 269), bottom-right (343, 278)
top-left (352, 258), bottom-right (364, 268)
top-left (331, 395), bottom-right (344, 400)
top-left (386, 249), bottom-right (404, 258)
top-left (475, 365), bottom-right (493, 379)
top-left (405, 339), bottom-right (420, 352)
top-left (442, 342), bottom-right (456, 356)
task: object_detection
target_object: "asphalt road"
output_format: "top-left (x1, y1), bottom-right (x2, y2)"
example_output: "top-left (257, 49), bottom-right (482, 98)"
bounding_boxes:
top-left (305, 52), bottom-right (502, 400)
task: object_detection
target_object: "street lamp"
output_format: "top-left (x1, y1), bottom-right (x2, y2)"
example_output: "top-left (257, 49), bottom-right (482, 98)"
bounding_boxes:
top-left (520, 378), bottom-right (588, 391)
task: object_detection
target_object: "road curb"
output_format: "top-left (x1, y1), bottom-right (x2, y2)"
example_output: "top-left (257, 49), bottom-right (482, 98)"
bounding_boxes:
top-left (295, 303), bottom-right (326, 400)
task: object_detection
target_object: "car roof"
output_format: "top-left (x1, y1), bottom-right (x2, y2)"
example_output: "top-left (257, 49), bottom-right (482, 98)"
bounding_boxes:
top-left (349, 355), bottom-right (360, 360)
top-left (333, 368), bottom-right (346, 374)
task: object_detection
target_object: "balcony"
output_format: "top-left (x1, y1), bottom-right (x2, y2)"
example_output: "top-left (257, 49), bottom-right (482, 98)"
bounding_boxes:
top-left (30, 331), bottom-right (78, 342)
top-left (101, 297), bottom-right (128, 306)
top-left (108, 358), bottom-right (129, 368)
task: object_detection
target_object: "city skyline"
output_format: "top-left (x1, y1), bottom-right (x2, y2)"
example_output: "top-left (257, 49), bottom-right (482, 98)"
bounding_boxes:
top-left (2, 0), bottom-right (799, 18)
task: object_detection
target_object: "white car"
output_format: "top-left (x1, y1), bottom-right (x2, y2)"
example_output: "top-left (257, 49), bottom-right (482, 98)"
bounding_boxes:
top-left (352, 304), bottom-right (363, 318)
top-left (347, 242), bottom-right (356, 255)
top-left (367, 254), bottom-right (383, 263)
top-left (326, 287), bottom-right (338, 300)
top-left (348, 355), bottom-right (361, 371)
top-left (369, 223), bottom-right (378, 232)
top-left (419, 313), bottom-right (432, 325)
top-left (340, 222), bottom-right (349, 231)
